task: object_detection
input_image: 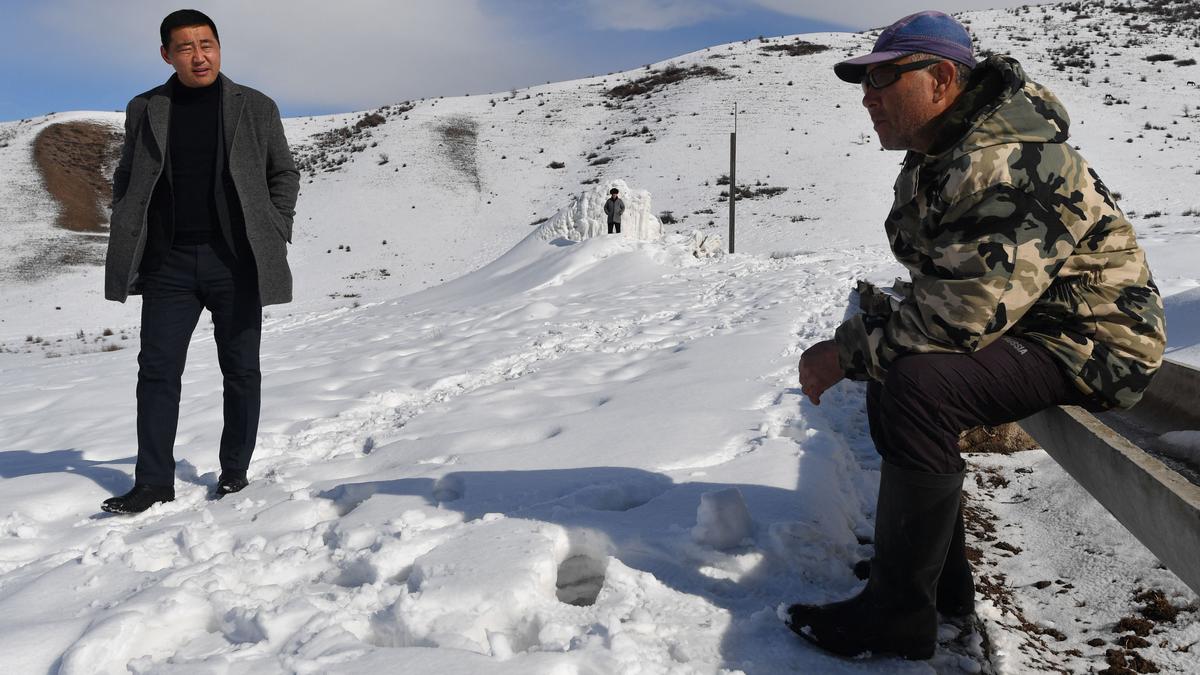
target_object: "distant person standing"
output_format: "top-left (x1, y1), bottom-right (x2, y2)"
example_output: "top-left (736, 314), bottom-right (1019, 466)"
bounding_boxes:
top-left (605, 187), bottom-right (624, 234)
top-left (102, 9), bottom-right (299, 513)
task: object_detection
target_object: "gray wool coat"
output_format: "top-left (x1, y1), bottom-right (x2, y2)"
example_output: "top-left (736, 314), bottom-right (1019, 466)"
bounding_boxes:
top-left (604, 196), bottom-right (625, 224)
top-left (105, 73), bottom-right (300, 306)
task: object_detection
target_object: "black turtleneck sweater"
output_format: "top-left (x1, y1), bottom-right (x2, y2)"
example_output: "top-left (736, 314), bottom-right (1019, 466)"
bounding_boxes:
top-left (169, 78), bottom-right (220, 245)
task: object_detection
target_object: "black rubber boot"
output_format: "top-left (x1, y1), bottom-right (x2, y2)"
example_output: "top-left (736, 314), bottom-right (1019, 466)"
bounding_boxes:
top-left (101, 483), bottom-right (175, 514)
top-left (215, 473), bottom-right (249, 497)
top-left (787, 461), bottom-right (964, 660)
top-left (936, 505), bottom-right (975, 616)
top-left (851, 504), bottom-right (975, 617)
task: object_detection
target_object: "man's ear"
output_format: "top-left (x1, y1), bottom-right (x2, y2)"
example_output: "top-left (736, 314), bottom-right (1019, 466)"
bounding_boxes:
top-left (931, 60), bottom-right (959, 102)
top-left (161, 45), bottom-right (171, 65)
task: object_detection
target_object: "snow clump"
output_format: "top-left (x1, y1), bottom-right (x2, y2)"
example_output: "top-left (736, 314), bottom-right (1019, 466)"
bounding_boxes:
top-left (691, 488), bottom-right (754, 549)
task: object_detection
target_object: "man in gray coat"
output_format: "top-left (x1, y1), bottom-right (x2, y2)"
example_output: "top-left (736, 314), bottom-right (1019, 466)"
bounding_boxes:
top-left (604, 187), bottom-right (624, 234)
top-left (102, 9), bottom-right (299, 513)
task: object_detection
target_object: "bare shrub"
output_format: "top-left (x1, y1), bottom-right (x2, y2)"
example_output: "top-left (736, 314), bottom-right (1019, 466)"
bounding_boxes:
top-left (606, 65), bottom-right (730, 98)
top-left (759, 40), bottom-right (829, 57)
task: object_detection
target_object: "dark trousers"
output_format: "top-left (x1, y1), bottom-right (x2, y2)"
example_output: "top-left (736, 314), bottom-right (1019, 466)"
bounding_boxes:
top-left (608, 222), bottom-right (621, 234)
top-left (135, 243), bottom-right (262, 486)
top-left (866, 336), bottom-right (1089, 474)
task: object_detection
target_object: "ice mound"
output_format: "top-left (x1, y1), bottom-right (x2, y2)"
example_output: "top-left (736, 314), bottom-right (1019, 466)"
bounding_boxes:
top-left (536, 179), bottom-right (662, 243)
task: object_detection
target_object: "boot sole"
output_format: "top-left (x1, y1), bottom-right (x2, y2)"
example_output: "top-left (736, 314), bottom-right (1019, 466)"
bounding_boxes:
top-left (100, 501), bottom-right (171, 514)
top-left (211, 482), bottom-right (248, 500)
top-left (788, 617), bottom-right (935, 661)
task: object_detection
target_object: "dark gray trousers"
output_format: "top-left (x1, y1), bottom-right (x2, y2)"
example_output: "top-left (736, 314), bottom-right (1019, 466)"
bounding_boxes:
top-left (135, 242), bottom-right (262, 486)
top-left (866, 336), bottom-right (1090, 474)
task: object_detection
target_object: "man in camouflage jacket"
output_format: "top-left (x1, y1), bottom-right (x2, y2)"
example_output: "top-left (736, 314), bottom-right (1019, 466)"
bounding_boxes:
top-left (785, 11), bottom-right (1165, 661)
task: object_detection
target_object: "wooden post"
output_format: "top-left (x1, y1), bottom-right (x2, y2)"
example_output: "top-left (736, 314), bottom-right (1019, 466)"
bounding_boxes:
top-left (729, 104), bottom-right (737, 254)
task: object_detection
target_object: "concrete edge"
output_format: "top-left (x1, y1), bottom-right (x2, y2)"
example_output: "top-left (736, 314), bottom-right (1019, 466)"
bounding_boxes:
top-left (1019, 405), bottom-right (1200, 598)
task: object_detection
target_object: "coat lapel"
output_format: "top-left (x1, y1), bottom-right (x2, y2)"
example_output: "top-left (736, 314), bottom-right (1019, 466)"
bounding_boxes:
top-left (146, 84), bottom-right (171, 153)
top-left (221, 74), bottom-right (244, 155)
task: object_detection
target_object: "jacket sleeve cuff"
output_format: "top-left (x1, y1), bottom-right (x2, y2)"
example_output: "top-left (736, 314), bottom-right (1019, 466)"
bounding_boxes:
top-left (834, 315), bottom-right (878, 382)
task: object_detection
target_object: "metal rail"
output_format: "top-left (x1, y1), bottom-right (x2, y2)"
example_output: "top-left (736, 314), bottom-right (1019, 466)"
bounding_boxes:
top-left (1018, 359), bottom-right (1200, 596)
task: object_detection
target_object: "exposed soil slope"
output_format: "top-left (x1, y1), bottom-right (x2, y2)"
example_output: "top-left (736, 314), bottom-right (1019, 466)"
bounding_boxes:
top-left (33, 121), bottom-right (122, 233)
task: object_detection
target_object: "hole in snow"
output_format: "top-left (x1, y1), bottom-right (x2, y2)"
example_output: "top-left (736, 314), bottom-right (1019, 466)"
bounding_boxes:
top-left (563, 478), bottom-right (672, 512)
top-left (556, 553), bottom-right (607, 606)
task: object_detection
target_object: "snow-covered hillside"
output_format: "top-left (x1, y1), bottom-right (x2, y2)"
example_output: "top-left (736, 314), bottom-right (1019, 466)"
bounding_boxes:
top-left (3, 3), bottom-right (1199, 357)
top-left (2, 1), bottom-right (1199, 673)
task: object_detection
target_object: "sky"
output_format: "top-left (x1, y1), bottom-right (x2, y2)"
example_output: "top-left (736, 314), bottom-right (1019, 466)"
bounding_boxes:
top-left (1, 0), bottom-right (1040, 121)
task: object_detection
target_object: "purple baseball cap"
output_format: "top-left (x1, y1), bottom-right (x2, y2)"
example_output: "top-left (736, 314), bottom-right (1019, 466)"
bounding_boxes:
top-left (834, 11), bottom-right (976, 84)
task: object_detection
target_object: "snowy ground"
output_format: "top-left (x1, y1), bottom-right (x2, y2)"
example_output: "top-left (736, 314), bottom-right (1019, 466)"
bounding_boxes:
top-left (2, 1), bottom-right (1200, 673)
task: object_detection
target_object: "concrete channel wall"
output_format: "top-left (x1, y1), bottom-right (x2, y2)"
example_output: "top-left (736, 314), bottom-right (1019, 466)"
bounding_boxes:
top-left (1018, 359), bottom-right (1200, 597)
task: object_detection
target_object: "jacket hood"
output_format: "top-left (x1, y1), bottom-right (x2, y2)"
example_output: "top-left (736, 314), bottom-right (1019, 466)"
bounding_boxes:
top-left (925, 56), bottom-right (1070, 162)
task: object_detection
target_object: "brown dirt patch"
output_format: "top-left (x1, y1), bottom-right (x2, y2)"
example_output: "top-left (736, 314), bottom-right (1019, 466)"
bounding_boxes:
top-left (33, 121), bottom-right (123, 233)
top-left (993, 540), bottom-right (1023, 555)
top-left (1134, 589), bottom-right (1181, 622)
top-left (959, 423), bottom-right (1039, 454)
top-left (1116, 616), bottom-right (1155, 637)
top-left (1102, 647), bottom-right (1161, 673)
top-left (1117, 635), bottom-right (1153, 649)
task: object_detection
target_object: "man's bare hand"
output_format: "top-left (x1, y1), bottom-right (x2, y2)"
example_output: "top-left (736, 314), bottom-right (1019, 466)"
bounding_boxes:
top-left (798, 339), bottom-right (845, 405)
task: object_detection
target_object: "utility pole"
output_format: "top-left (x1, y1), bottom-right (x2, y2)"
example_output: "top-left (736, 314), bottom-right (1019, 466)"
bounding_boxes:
top-left (729, 103), bottom-right (737, 254)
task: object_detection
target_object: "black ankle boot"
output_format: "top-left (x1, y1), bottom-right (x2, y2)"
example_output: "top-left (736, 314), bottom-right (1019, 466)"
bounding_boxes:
top-left (215, 473), bottom-right (249, 496)
top-left (787, 462), bottom-right (964, 660)
top-left (851, 504), bottom-right (975, 617)
top-left (102, 484), bottom-right (175, 514)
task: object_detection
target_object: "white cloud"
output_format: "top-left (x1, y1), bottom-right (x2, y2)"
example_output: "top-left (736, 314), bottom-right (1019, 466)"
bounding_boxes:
top-left (31, 0), bottom-right (574, 112)
top-left (579, 0), bottom-right (731, 30)
top-left (10, 0), bottom-right (1054, 118)
top-left (577, 0), bottom-right (1045, 31)
top-left (750, 0), bottom-right (1040, 28)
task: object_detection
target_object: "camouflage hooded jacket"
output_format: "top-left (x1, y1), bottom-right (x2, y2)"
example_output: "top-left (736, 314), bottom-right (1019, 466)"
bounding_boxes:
top-left (834, 56), bottom-right (1165, 409)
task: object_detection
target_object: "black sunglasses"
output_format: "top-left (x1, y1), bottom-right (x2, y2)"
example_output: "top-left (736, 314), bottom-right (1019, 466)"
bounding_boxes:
top-left (861, 59), bottom-right (944, 90)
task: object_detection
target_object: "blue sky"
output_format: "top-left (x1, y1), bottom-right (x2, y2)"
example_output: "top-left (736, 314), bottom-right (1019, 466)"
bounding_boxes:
top-left (0, 1), bottom-right (1033, 121)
